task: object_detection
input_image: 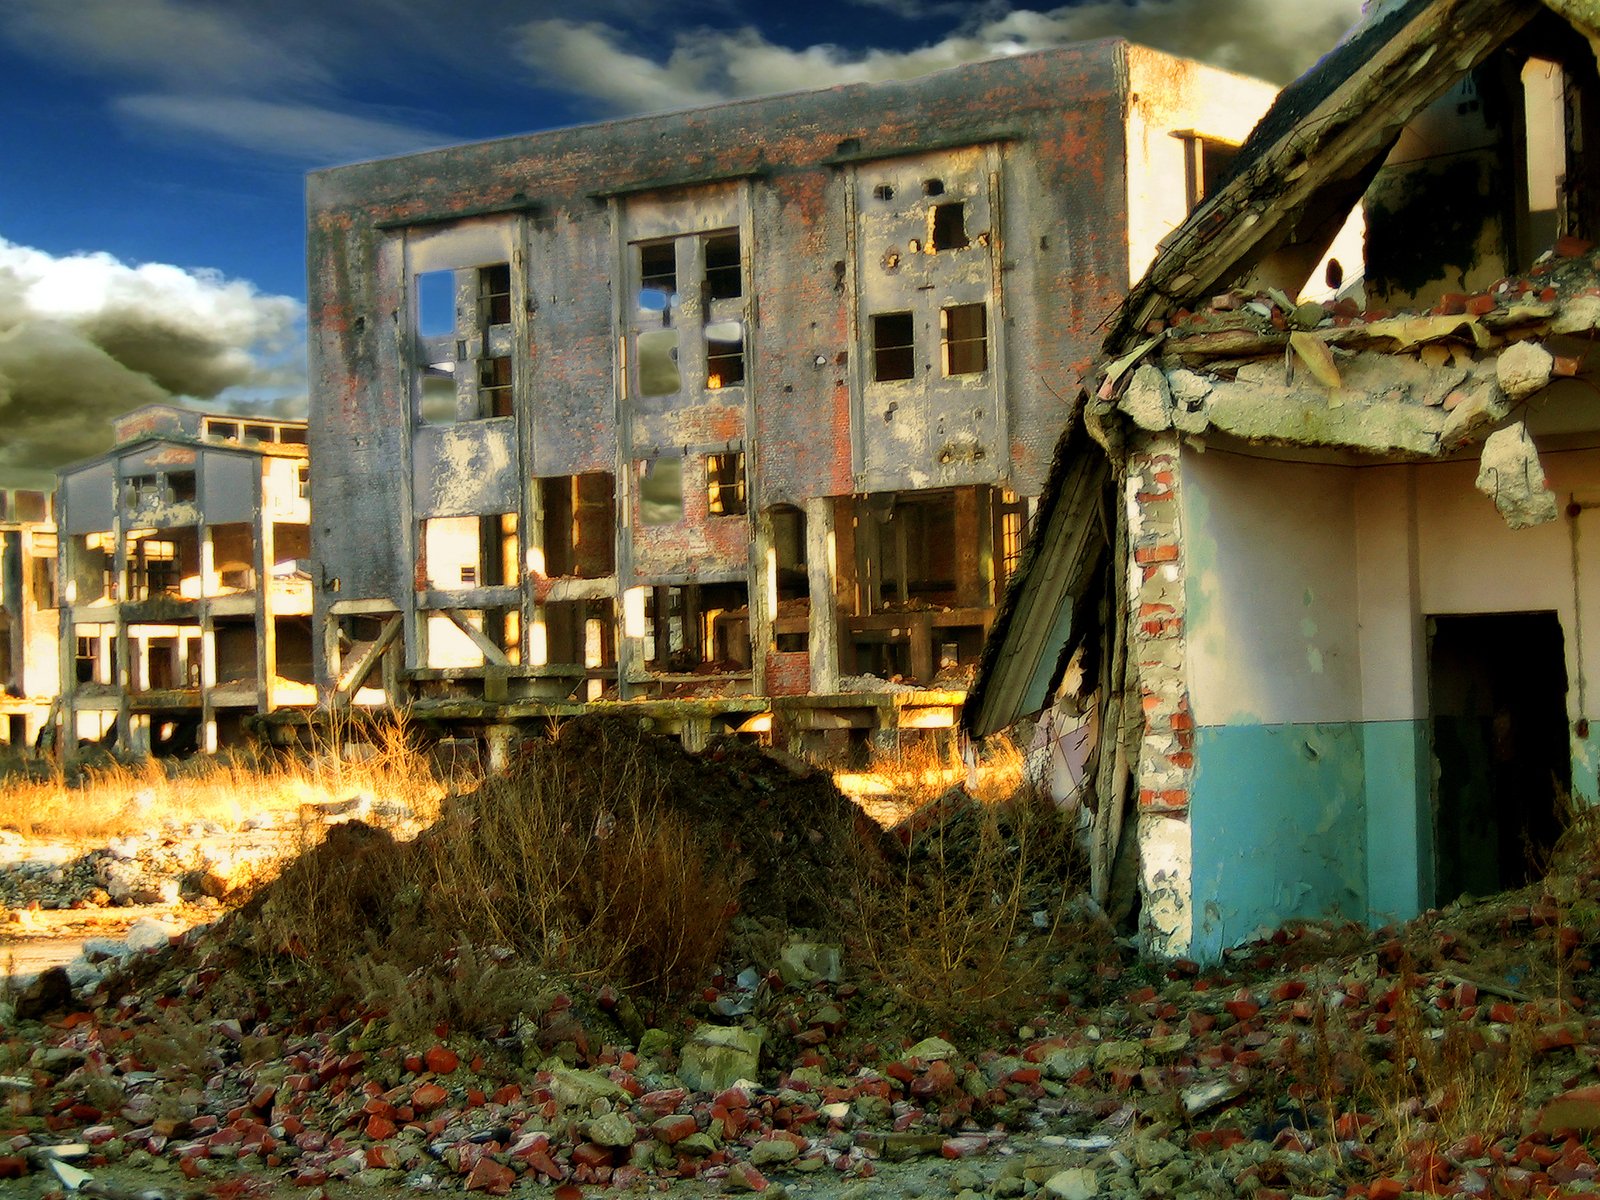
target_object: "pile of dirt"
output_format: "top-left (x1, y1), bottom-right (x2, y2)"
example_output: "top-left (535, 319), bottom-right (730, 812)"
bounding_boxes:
top-left (500, 716), bottom-right (889, 931)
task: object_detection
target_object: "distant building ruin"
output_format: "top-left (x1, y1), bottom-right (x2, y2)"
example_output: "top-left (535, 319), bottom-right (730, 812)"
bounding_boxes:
top-left (54, 405), bottom-right (312, 755)
top-left (305, 42), bottom-right (1279, 756)
top-left (0, 486), bottom-right (58, 749)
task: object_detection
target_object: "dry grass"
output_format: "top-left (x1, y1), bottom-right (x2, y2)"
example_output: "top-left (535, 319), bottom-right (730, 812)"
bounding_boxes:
top-left (1305, 964), bottom-right (1533, 1181)
top-left (839, 728), bottom-right (1028, 829)
top-left (0, 712), bottom-right (448, 842)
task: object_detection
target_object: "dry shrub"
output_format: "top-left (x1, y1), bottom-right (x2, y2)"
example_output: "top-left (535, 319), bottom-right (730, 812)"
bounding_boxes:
top-left (246, 717), bottom-right (752, 1026)
top-left (853, 775), bottom-right (1085, 1030)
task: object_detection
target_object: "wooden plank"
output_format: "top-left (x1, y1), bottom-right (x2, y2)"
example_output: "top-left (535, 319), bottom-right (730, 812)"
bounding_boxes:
top-left (336, 615), bottom-right (402, 695)
top-left (443, 607), bottom-right (511, 666)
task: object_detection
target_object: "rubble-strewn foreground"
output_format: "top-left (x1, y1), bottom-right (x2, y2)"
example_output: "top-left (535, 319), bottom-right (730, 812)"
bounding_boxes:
top-left (4, 720), bottom-right (1600, 1200)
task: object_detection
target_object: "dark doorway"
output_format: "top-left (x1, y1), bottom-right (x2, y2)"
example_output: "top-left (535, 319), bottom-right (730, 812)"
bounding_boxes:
top-left (1429, 612), bottom-right (1570, 904)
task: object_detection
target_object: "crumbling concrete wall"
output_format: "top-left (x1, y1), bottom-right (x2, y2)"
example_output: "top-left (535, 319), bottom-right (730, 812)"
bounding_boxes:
top-left (306, 41), bottom-right (1183, 698)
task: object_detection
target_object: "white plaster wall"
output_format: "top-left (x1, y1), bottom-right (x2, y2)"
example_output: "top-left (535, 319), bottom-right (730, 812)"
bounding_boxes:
top-left (1184, 446), bottom-right (1600, 728)
top-left (1122, 47), bottom-right (1278, 284)
top-left (1180, 447), bottom-right (1363, 727)
top-left (1415, 447), bottom-right (1600, 724)
top-left (1354, 466), bottom-right (1425, 721)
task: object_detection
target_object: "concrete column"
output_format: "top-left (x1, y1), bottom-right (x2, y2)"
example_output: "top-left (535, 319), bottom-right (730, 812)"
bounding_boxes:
top-left (256, 517), bottom-right (276, 713)
top-left (804, 496), bottom-right (839, 694)
top-left (485, 723), bottom-right (518, 773)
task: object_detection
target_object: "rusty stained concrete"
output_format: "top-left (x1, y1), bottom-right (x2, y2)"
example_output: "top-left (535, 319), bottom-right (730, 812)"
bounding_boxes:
top-left (305, 41), bottom-right (1276, 742)
top-left (54, 405), bottom-right (313, 757)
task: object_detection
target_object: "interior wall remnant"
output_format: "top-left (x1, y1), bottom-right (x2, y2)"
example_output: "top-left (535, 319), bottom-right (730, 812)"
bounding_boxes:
top-left (642, 582), bottom-right (751, 674)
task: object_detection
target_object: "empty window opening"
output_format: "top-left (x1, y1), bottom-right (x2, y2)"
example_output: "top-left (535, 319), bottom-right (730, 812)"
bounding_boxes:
top-left (214, 618), bottom-right (257, 685)
top-left (872, 312), bottom-right (916, 382)
top-left (279, 426), bottom-right (307, 445)
top-left (923, 178), bottom-right (945, 196)
top-left (480, 355), bottom-right (513, 417)
top-left (644, 582), bottom-right (751, 672)
top-left (637, 330), bottom-right (681, 397)
top-left (30, 536), bottom-right (57, 610)
top-left (538, 598), bottom-right (616, 674)
top-left (419, 513), bottom-right (518, 592)
top-left (210, 523), bottom-right (255, 593)
top-left (942, 303), bottom-right (988, 375)
top-left (68, 533), bottom-right (114, 604)
top-left (640, 457), bottom-right (683, 525)
top-left (243, 423), bottom-right (274, 443)
top-left (272, 523), bottom-right (310, 578)
top-left (770, 502), bottom-right (808, 607)
top-left (296, 464), bottom-right (310, 501)
top-left (706, 452), bottom-right (746, 516)
top-left (538, 473), bottom-right (616, 577)
top-left (1429, 612), bottom-right (1570, 904)
top-left (931, 202), bottom-right (969, 251)
top-left (479, 263), bottom-right (512, 326)
top-left (274, 616), bottom-right (316, 687)
top-left (1180, 133), bottom-right (1240, 211)
top-left (168, 471), bottom-right (196, 503)
top-left (11, 490), bottom-right (47, 523)
top-left (638, 241), bottom-right (678, 314)
top-left (703, 233), bottom-right (742, 301)
top-left (873, 184), bottom-right (894, 201)
top-left (1522, 57), bottom-right (1567, 261)
top-left (417, 269), bottom-right (458, 337)
top-left (705, 320), bottom-right (745, 389)
top-left (420, 361), bottom-right (458, 424)
top-left (206, 419), bottom-right (239, 441)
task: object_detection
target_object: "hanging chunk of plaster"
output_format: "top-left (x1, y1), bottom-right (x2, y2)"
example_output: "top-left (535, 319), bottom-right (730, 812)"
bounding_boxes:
top-left (1475, 422), bottom-right (1558, 529)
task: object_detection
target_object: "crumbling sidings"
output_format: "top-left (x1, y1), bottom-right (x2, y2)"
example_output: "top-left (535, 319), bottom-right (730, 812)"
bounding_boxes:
top-left (969, 0), bottom-right (1600, 960)
top-left (304, 42), bottom-right (1274, 759)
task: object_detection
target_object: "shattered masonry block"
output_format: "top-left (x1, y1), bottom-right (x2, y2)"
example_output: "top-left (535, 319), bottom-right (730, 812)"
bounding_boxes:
top-left (1497, 340), bottom-right (1554, 400)
top-left (1120, 365), bottom-right (1175, 431)
top-left (1437, 379), bottom-right (1509, 445)
top-left (678, 1024), bottom-right (762, 1093)
top-left (1475, 422), bottom-right (1559, 529)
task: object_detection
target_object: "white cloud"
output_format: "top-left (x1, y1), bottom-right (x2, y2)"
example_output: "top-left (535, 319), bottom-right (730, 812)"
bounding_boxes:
top-left (0, 239), bottom-right (303, 470)
top-left (2, 0), bottom-right (328, 92)
top-left (114, 95), bottom-right (450, 163)
top-left (516, 0), bottom-right (1364, 115)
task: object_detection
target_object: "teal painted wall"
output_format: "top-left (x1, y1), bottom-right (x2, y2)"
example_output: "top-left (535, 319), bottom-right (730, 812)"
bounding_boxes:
top-left (1188, 722), bottom-right (1368, 961)
top-left (1363, 719), bottom-right (1430, 925)
top-left (1571, 724), bottom-right (1600, 806)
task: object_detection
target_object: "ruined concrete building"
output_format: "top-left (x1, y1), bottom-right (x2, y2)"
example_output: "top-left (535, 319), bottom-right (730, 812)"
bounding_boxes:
top-left (970, 0), bottom-right (1600, 958)
top-left (0, 485), bottom-right (59, 749)
top-left (55, 405), bottom-right (312, 755)
top-left (306, 43), bottom-right (1277, 754)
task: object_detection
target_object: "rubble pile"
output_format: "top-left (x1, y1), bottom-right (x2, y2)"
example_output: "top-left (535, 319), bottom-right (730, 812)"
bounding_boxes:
top-left (1098, 236), bottom-right (1600, 477)
top-left (5, 881), bottom-right (1600, 1199)
top-left (3, 729), bottom-right (1600, 1198)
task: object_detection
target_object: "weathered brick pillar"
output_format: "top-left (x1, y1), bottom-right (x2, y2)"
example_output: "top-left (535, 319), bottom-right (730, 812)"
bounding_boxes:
top-left (1125, 431), bottom-right (1195, 955)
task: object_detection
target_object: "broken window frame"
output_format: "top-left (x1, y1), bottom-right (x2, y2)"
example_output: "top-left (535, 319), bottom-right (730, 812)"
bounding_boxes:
top-left (706, 452), bottom-right (747, 517)
top-left (639, 457), bottom-right (684, 526)
top-left (931, 202), bottom-right (970, 251)
top-left (941, 303), bottom-right (989, 376)
top-left (871, 311), bottom-right (917, 382)
top-left (412, 259), bottom-right (516, 425)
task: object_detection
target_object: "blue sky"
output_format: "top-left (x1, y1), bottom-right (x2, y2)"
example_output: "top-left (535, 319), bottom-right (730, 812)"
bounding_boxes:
top-left (0, 0), bottom-right (1363, 479)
